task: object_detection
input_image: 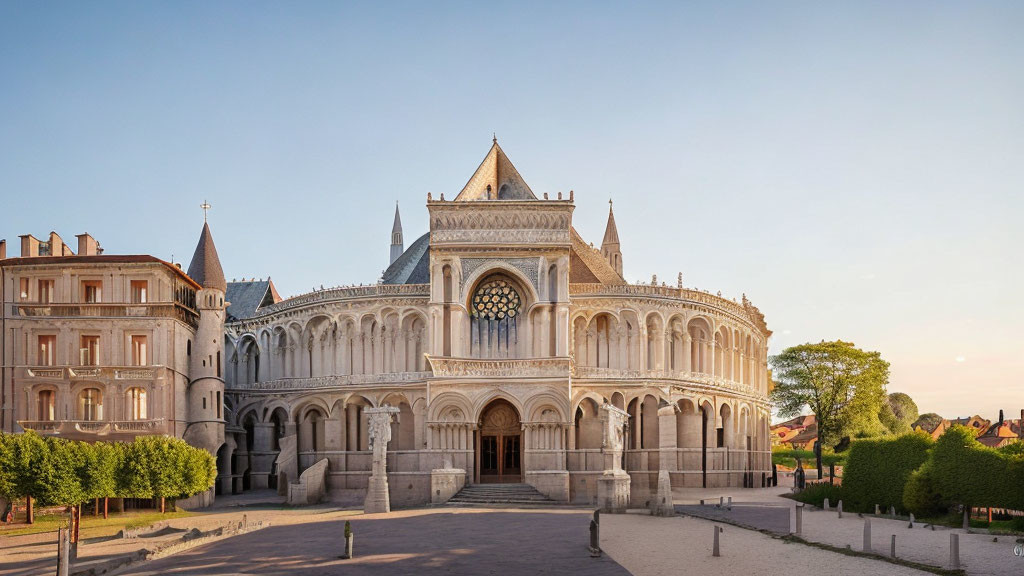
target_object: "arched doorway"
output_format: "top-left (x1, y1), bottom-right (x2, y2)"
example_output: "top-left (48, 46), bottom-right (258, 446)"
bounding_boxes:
top-left (477, 399), bottom-right (522, 483)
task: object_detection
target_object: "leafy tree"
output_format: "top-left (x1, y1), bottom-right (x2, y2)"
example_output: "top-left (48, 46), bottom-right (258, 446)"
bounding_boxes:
top-left (117, 439), bottom-right (153, 499)
top-left (0, 433), bottom-right (15, 501)
top-left (35, 437), bottom-right (86, 507)
top-left (912, 413), bottom-right (943, 432)
top-left (82, 441), bottom-right (119, 501)
top-left (770, 341), bottom-right (890, 449)
top-left (879, 392), bottom-right (919, 435)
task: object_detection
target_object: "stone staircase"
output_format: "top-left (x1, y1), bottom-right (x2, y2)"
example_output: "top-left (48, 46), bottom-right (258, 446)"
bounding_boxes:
top-left (447, 483), bottom-right (557, 506)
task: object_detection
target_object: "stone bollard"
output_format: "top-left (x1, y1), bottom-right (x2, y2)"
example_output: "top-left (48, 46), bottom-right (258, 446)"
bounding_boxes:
top-left (962, 508), bottom-right (970, 530)
top-left (889, 505), bottom-right (896, 518)
top-left (700, 499), bottom-right (705, 506)
top-left (875, 504), bottom-right (880, 515)
top-left (837, 500), bottom-right (843, 519)
top-left (950, 533), bottom-right (960, 569)
top-left (726, 496), bottom-right (732, 511)
top-left (863, 518), bottom-right (872, 552)
top-left (712, 525), bottom-right (724, 557)
top-left (590, 520), bottom-right (601, 557)
top-left (719, 496), bottom-right (724, 508)
top-left (340, 521), bottom-right (354, 560)
top-left (56, 527), bottom-right (70, 576)
top-left (823, 498), bottom-right (830, 511)
top-left (908, 513), bottom-right (915, 529)
top-left (794, 503), bottom-right (803, 535)
top-left (891, 534), bottom-right (897, 558)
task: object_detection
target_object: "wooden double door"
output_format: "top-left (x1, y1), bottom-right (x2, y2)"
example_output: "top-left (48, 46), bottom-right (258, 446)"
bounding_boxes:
top-left (477, 399), bottom-right (523, 483)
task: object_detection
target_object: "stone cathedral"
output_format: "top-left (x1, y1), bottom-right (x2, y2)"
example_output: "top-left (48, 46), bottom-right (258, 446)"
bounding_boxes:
top-left (219, 140), bottom-right (774, 506)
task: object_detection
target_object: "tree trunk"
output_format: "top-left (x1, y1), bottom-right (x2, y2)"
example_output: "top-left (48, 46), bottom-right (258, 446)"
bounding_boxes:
top-left (160, 497), bottom-right (165, 514)
top-left (103, 497), bottom-right (108, 519)
top-left (26, 495), bottom-right (33, 524)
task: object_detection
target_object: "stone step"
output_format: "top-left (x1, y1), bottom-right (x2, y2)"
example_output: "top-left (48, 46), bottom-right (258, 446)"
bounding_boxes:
top-left (447, 483), bottom-right (558, 506)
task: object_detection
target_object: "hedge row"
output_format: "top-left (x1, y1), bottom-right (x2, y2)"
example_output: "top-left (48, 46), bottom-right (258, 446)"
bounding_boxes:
top-left (0, 431), bottom-right (216, 507)
top-left (841, 431), bottom-right (933, 512)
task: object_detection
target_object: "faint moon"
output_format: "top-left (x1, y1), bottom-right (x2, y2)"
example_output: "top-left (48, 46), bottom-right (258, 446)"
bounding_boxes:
top-left (955, 356), bottom-right (966, 363)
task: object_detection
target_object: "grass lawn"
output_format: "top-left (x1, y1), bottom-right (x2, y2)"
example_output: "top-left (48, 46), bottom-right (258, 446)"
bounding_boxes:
top-left (0, 509), bottom-right (196, 538)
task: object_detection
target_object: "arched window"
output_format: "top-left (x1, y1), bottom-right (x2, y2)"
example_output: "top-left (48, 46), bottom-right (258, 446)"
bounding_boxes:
top-left (469, 275), bottom-right (523, 359)
top-left (37, 390), bottom-right (55, 421)
top-left (78, 388), bottom-right (103, 421)
top-left (126, 387), bottom-right (147, 420)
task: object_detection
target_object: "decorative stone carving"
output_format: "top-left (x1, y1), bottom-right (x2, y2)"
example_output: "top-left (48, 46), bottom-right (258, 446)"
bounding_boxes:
top-left (426, 356), bottom-right (570, 379)
top-left (598, 403), bottom-right (631, 513)
top-left (461, 258), bottom-right (540, 291)
top-left (364, 405), bottom-right (401, 514)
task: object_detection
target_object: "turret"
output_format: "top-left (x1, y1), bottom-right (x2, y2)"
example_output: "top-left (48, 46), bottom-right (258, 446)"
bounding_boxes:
top-left (184, 219), bottom-right (227, 457)
top-left (390, 203), bottom-right (404, 265)
top-left (601, 199), bottom-right (623, 276)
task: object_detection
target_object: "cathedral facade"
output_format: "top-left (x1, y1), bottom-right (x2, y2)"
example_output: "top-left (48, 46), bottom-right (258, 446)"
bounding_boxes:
top-left (221, 141), bottom-right (773, 506)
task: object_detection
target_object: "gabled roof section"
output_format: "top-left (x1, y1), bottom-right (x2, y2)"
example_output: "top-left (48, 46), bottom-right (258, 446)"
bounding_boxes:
top-left (454, 139), bottom-right (537, 201)
top-left (382, 232), bottom-right (430, 284)
top-left (226, 279), bottom-right (281, 322)
top-left (569, 228), bottom-right (626, 285)
top-left (187, 222), bottom-right (227, 292)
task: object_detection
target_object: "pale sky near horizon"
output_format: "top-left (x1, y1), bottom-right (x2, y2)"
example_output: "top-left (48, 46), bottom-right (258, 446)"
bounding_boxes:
top-left (1, 2), bottom-right (1021, 421)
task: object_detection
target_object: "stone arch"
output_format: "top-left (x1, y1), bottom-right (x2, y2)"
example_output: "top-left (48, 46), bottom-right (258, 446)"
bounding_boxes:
top-left (400, 311), bottom-right (428, 371)
top-left (381, 392), bottom-right (415, 451)
top-left (687, 316), bottom-right (714, 375)
top-left (465, 271), bottom-right (531, 359)
top-left (574, 396), bottom-right (603, 450)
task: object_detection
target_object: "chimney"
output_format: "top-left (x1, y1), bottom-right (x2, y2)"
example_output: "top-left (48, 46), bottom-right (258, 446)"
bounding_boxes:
top-left (0, 239), bottom-right (6, 260)
top-left (76, 233), bottom-right (99, 256)
top-left (998, 409), bottom-right (1004, 425)
top-left (19, 234), bottom-right (40, 257)
top-left (48, 231), bottom-right (69, 256)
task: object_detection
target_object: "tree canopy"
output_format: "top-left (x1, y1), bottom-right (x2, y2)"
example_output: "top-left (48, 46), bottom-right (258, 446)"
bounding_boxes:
top-left (770, 340), bottom-right (889, 448)
top-left (879, 392), bottom-right (920, 435)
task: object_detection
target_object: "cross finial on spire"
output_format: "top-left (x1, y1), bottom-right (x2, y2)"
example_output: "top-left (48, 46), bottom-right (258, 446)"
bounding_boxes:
top-left (493, 132), bottom-right (497, 144)
top-left (200, 200), bottom-right (211, 222)
top-left (609, 198), bottom-right (613, 208)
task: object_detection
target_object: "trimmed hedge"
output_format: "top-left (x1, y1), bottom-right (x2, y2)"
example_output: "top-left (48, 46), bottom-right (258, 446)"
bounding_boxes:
top-left (792, 482), bottom-right (845, 508)
top-left (925, 425), bottom-right (1024, 511)
top-left (771, 448), bottom-right (845, 468)
top-left (840, 431), bottom-right (933, 513)
top-left (0, 431), bottom-right (216, 508)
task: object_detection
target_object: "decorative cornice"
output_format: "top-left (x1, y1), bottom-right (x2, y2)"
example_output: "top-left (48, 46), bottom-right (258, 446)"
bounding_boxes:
top-left (426, 355), bottom-right (571, 379)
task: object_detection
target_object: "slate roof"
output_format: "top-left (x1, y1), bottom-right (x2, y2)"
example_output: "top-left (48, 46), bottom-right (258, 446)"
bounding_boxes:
top-left (382, 232), bottom-right (430, 285)
top-left (226, 279), bottom-right (282, 321)
top-left (187, 223), bottom-right (227, 292)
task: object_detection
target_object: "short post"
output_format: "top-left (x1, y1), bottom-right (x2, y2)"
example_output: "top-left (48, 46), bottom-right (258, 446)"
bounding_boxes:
top-left (56, 527), bottom-right (70, 576)
top-left (700, 499), bottom-right (705, 506)
top-left (829, 463), bottom-right (835, 486)
top-left (863, 518), bottom-right (872, 552)
top-left (726, 496), bottom-right (732, 511)
top-left (719, 496), bottom-right (724, 508)
top-left (794, 503), bottom-right (803, 535)
top-left (889, 505), bottom-right (896, 518)
top-left (837, 500), bottom-right (843, 518)
top-left (875, 504), bottom-right (880, 515)
top-left (962, 507), bottom-right (970, 530)
top-left (340, 521), bottom-right (354, 560)
top-left (949, 533), bottom-right (960, 569)
top-left (823, 497), bottom-right (830, 511)
top-left (908, 513), bottom-right (915, 529)
top-left (712, 525), bottom-right (723, 557)
top-left (590, 520), bottom-right (601, 557)
top-left (890, 534), bottom-right (897, 558)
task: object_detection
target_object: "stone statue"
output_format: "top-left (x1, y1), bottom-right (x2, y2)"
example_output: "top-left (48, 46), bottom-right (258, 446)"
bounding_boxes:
top-left (363, 405), bottom-right (401, 513)
top-left (598, 403), bottom-right (631, 512)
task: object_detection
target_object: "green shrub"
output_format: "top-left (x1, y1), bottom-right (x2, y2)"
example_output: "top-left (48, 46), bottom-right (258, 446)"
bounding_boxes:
top-left (1011, 516), bottom-right (1024, 532)
top-left (771, 448), bottom-right (845, 468)
top-left (792, 482), bottom-right (845, 508)
top-left (927, 425), bottom-right (1024, 510)
top-left (841, 431), bottom-right (933, 513)
top-left (902, 464), bottom-right (947, 516)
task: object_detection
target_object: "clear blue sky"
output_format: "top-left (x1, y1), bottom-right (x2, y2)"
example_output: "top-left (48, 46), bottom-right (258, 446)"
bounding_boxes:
top-left (2, 1), bottom-right (1021, 420)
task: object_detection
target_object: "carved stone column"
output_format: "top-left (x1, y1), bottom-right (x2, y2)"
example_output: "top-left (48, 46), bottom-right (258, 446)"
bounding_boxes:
top-left (597, 403), bottom-right (631, 513)
top-left (363, 406), bottom-right (401, 514)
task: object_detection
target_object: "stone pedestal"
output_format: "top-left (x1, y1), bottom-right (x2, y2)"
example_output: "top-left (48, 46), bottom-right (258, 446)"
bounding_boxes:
top-left (597, 471), bottom-right (631, 513)
top-left (651, 469), bottom-right (673, 516)
top-left (597, 403), bottom-right (631, 513)
top-left (430, 465), bottom-right (466, 504)
top-left (363, 406), bottom-right (401, 514)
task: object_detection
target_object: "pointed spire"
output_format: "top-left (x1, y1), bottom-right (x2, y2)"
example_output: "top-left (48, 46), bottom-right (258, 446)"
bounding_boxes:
top-left (187, 221), bottom-right (227, 292)
top-left (390, 202), bottom-right (405, 265)
top-left (602, 199), bottom-right (620, 247)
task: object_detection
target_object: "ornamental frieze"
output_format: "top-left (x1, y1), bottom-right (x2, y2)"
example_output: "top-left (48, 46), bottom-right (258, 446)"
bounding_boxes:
top-left (228, 371), bottom-right (432, 391)
top-left (426, 356), bottom-right (571, 379)
top-left (460, 258), bottom-right (539, 291)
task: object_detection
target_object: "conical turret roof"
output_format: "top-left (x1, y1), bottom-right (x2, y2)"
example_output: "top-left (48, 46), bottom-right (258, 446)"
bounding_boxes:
top-left (391, 203), bottom-right (403, 236)
top-left (602, 200), bottom-right (620, 247)
top-left (187, 222), bottom-right (227, 291)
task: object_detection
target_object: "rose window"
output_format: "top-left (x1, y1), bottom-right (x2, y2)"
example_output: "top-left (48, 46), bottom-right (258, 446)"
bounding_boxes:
top-left (471, 279), bottom-right (521, 320)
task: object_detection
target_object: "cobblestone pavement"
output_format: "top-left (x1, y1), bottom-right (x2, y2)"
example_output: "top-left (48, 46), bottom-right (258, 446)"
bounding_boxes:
top-left (118, 508), bottom-right (628, 576)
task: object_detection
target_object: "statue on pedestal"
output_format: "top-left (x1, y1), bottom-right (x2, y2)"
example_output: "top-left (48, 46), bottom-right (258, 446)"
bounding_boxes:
top-left (597, 403), bottom-right (631, 513)
top-left (363, 405), bottom-right (401, 513)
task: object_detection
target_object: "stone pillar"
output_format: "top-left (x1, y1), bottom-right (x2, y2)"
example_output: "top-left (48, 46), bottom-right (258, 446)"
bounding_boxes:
top-left (363, 406), bottom-right (401, 514)
top-left (658, 402), bottom-right (679, 471)
top-left (597, 404), bottom-right (631, 513)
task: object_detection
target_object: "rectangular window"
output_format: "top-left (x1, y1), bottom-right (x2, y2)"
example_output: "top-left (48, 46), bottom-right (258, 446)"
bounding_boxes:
top-left (19, 278), bottom-right (30, 301)
top-left (131, 335), bottom-right (148, 366)
top-left (127, 387), bottom-right (147, 420)
top-left (38, 335), bottom-right (57, 366)
top-left (80, 335), bottom-right (100, 366)
top-left (38, 279), bottom-right (54, 304)
top-left (82, 281), bottom-right (102, 303)
top-left (130, 280), bottom-right (148, 304)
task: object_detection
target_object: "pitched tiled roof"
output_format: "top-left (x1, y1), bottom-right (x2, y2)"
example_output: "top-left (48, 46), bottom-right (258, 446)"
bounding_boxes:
top-left (187, 223), bottom-right (227, 292)
top-left (569, 228), bottom-right (625, 285)
top-left (382, 232), bottom-right (430, 285)
top-left (454, 140), bottom-right (536, 201)
top-left (226, 279), bottom-right (281, 321)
